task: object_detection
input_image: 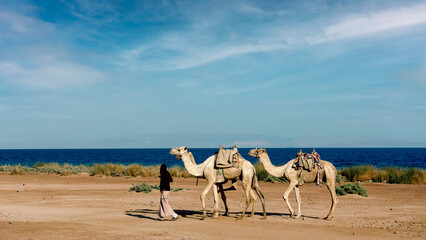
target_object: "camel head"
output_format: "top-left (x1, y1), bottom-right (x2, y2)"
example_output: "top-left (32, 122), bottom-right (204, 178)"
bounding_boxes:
top-left (248, 148), bottom-right (266, 158)
top-left (169, 146), bottom-right (189, 159)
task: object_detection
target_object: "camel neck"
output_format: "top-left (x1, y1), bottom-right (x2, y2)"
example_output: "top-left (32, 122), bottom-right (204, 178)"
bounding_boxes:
top-left (258, 153), bottom-right (287, 178)
top-left (180, 152), bottom-right (209, 177)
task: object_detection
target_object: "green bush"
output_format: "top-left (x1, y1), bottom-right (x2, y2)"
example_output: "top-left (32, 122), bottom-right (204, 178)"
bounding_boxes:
top-left (129, 183), bottom-right (188, 193)
top-left (336, 183), bottom-right (368, 197)
top-left (1, 165), bottom-right (34, 173)
top-left (129, 183), bottom-right (159, 193)
top-left (253, 161), bottom-right (287, 182)
top-left (263, 175), bottom-right (288, 183)
top-left (254, 161), bottom-right (269, 181)
top-left (335, 186), bottom-right (347, 196)
top-left (335, 174), bottom-right (347, 183)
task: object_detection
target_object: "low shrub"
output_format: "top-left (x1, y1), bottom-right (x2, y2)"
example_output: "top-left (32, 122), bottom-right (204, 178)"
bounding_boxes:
top-left (336, 183), bottom-right (368, 197)
top-left (254, 161), bottom-right (271, 181)
top-left (335, 174), bottom-right (347, 183)
top-left (129, 183), bottom-right (188, 193)
top-left (11, 167), bottom-right (25, 175)
top-left (3, 165), bottom-right (33, 174)
top-left (130, 183), bottom-right (158, 193)
top-left (172, 187), bottom-right (187, 192)
top-left (263, 175), bottom-right (288, 183)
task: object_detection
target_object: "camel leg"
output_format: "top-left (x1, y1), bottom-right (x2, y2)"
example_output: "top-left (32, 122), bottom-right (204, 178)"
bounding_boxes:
top-left (211, 184), bottom-right (220, 219)
top-left (217, 184), bottom-right (229, 216)
top-left (249, 188), bottom-right (257, 217)
top-left (293, 185), bottom-right (302, 219)
top-left (325, 180), bottom-right (338, 220)
top-left (283, 181), bottom-right (297, 218)
top-left (200, 180), bottom-right (215, 220)
top-left (237, 182), bottom-right (251, 220)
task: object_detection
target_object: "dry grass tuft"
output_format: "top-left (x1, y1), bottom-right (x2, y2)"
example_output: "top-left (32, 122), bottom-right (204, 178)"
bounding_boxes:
top-left (339, 166), bottom-right (426, 184)
top-left (168, 166), bottom-right (192, 178)
top-left (93, 163), bottom-right (125, 176)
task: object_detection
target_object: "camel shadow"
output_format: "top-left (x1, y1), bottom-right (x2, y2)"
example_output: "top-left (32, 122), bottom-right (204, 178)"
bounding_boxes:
top-left (126, 209), bottom-right (320, 221)
top-left (227, 211), bottom-right (320, 220)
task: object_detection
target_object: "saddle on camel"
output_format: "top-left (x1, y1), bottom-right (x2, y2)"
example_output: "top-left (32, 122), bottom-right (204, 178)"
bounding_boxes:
top-left (292, 149), bottom-right (323, 186)
top-left (214, 145), bottom-right (241, 189)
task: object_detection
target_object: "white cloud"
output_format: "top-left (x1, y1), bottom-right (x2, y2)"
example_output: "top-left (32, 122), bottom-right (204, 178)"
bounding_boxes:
top-left (0, 58), bottom-right (105, 89)
top-left (312, 3), bottom-right (426, 43)
top-left (0, 10), bottom-right (54, 39)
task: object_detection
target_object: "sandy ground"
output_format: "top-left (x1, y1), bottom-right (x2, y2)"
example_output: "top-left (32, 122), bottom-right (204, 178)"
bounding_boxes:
top-left (0, 173), bottom-right (425, 240)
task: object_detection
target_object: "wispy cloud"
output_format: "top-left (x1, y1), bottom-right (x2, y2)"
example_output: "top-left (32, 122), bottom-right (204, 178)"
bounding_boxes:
top-left (0, 10), bottom-right (54, 39)
top-left (63, 0), bottom-right (121, 24)
top-left (119, 2), bottom-right (426, 71)
top-left (0, 57), bottom-right (106, 89)
top-left (311, 2), bottom-right (426, 43)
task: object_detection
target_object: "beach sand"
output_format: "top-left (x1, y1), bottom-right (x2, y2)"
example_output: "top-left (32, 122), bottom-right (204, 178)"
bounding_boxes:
top-left (0, 173), bottom-right (425, 239)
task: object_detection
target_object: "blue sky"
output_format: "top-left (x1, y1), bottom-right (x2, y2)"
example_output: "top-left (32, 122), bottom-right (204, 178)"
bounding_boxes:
top-left (1, 0), bottom-right (426, 148)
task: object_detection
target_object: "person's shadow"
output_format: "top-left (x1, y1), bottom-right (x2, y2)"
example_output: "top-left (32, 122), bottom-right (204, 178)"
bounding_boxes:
top-left (125, 209), bottom-right (205, 221)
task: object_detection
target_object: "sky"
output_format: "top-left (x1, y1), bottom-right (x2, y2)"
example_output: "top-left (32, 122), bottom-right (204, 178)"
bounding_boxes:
top-left (0, 0), bottom-right (426, 149)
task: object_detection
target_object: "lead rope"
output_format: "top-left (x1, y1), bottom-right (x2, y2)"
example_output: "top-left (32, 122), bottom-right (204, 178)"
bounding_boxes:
top-left (316, 162), bottom-right (322, 186)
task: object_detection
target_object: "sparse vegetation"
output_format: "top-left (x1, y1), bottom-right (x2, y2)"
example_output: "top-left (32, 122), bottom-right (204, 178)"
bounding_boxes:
top-left (254, 161), bottom-right (288, 182)
top-left (336, 183), bottom-right (368, 197)
top-left (335, 174), bottom-right (347, 183)
top-left (1, 162), bottom-right (424, 185)
top-left (0, 162), bottom-right (193, 178)
top-left (263, 175), bottom-right (288, 183)
top-left (254, 161), bottom-right (269, 181)
top-left (129, 182), bottom-right (188, 193)
top-left (129, 183), bottom-right (160, 193)
top-left (338, 165), bottom-right (426, 184)
top-left (168, 165), bottom-right (192, 178)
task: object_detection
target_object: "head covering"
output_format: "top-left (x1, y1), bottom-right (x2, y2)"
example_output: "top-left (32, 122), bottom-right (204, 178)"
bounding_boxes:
top-left (160, 163), bottom-right (167, 175)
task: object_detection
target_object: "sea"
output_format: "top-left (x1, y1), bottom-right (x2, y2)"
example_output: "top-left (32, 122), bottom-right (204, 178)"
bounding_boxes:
top-left (0, 148), bottom-right (425, 169)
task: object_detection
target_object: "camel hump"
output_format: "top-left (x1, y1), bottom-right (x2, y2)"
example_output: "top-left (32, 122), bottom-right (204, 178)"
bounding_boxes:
top-left (292, 150), bottom-right (321, 172)
top-left (215, 146), bottom-right (240, 169)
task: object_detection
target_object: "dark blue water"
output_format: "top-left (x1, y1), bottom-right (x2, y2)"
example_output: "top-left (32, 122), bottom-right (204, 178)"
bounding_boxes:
top-left (0, 148), bottom-right (425, 168)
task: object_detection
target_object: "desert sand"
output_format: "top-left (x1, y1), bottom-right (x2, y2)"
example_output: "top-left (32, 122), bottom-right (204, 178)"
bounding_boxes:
top-left (0, 172), bottom-right (425, 240)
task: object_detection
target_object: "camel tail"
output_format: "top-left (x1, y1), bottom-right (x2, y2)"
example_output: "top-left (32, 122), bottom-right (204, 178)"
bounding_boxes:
top-left (252, 175), bottom-right (264, 200)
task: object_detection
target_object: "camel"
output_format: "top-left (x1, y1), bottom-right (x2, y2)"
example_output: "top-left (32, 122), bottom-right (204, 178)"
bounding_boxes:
top-left (169, 146), bottom-right (266, 220)
top-left (248, 148), bottom-right (338, 220)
